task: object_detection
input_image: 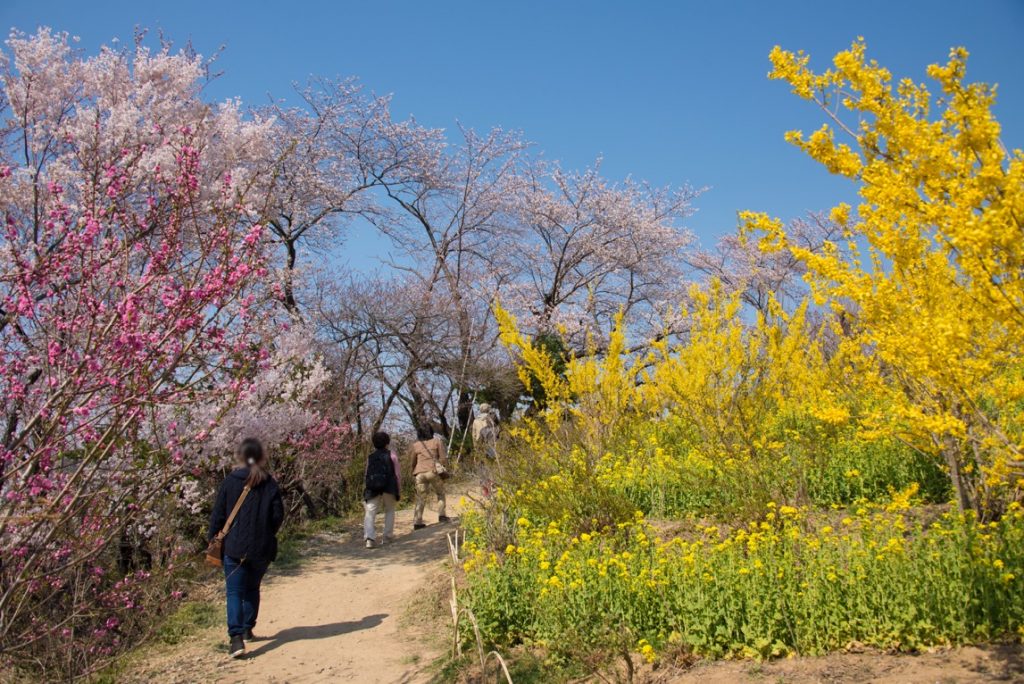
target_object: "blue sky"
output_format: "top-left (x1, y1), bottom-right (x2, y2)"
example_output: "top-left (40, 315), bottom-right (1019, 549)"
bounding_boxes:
top-left (2, 0), bottom-right (1022, 256)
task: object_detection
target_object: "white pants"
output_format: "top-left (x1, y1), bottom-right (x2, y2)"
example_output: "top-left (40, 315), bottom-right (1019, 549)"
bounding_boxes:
top-left (363, 493), bottom-right (397, 541)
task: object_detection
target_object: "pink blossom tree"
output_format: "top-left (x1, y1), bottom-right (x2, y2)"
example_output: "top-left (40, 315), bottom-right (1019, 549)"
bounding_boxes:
top-left (0, 29), bottom-right (279, 676)
top-left (184, 322), bottom-right (357, 518)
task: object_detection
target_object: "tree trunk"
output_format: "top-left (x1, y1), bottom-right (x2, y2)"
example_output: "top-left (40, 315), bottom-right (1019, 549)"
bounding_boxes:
top-left (457, 390), bottom-right (473, 432)
top-left (943, 440), bottom-right (977, 515)
top-left (283, 238), bottom-right (299, 313)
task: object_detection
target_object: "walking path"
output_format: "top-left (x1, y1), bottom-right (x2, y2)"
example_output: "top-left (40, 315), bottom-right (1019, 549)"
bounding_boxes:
top-left (124, 501), bottom-right (460, 683)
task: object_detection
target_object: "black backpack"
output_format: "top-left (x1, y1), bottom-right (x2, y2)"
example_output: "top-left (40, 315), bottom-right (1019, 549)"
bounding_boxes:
top-left (366, 451), bottom-right (392, 494)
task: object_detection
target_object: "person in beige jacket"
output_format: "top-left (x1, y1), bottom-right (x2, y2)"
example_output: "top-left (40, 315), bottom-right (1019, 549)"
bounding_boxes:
top-left (408, 425), bottom-right (449, 529)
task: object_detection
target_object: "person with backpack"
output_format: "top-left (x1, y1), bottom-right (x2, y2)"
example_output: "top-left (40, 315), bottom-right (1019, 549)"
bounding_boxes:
top-left (208, 438), bottom-right (285, 659)
top-left (364, 431), bottom-right (401, 549)
top-left (409, 425), bottom-right (450, 530)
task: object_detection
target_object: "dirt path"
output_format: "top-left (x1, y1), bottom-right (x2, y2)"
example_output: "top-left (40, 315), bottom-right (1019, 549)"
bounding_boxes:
top-left (125, 500), bottom-right (460, 683)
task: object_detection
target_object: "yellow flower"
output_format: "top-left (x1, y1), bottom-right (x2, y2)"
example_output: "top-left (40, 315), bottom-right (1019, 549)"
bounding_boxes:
top-left (829, 202), bottom-right (852, 226)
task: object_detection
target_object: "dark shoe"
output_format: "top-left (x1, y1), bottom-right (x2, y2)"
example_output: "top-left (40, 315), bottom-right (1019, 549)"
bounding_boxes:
top-left (438, 515), bottom-right (451, 523)
top-left (229, 634), bottom-right (245, 658)
top-left (244, 629), bottom-right (257, 641)
top-left (413, 523), bottom-right (427, 530)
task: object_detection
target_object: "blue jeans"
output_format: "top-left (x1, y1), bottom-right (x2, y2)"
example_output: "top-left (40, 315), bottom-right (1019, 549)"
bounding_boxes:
top-left (223, 556), bottom-right (269, 637)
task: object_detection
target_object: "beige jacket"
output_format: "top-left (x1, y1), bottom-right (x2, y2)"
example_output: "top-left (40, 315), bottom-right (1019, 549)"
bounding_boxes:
top-left (409, 437), bottom-right (448, 476)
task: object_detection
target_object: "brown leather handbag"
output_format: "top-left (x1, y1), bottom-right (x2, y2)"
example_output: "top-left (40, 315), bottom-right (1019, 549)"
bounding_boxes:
top-left (426, 439), bottom-right (451, 479)
top-left (204, 485), bottom-right (251, 567)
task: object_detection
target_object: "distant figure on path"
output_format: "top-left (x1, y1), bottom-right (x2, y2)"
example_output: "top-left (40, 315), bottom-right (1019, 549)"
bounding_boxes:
top-left (208, 438), bottom-right (285, 659)
top-left (363, 431), bottom-right (401, 549)
top-left (471, 403), bottom-right (500, 459)
top-left (409, 425), bottom-right (450, 529)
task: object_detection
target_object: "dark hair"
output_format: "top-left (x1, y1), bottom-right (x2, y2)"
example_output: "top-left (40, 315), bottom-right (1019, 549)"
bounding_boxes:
top-left (372, 431), bottom-right (391, 450)
top-left (238, 437), bottom-right (269, 488)
top-left (415, 425), bottom-right (434, 441)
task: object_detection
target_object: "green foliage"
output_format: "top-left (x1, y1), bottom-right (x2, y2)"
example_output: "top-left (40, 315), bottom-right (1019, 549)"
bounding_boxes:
top-left (489, 413), bottom-right (950, 539)
top-left (274, 534), bottom-right (306, 571)
top-left (461, 501), bottom-right (1024, 664)
top-left (618, 421), bottom-right (951, 520)
top-left (155, 601), bottom-right (220, 646)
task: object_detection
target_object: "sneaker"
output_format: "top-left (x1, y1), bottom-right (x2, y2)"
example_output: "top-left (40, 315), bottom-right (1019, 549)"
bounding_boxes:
top-left (413, 523), bottom-right (426, 530)
top-left (229, 635), bottom-right (245, 658)
top-left (438, 515), bottom-right (451, 523)
top-left (244, 629), bottom-right (257, 641)
top-left (383, 535), bottom-right (396, 545)
top-left (365, 538), bottom-right (375, 549)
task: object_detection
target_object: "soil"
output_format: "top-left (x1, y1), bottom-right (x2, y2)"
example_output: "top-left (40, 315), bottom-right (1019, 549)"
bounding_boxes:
top-left (657, 644), bottom-right (1024, 683)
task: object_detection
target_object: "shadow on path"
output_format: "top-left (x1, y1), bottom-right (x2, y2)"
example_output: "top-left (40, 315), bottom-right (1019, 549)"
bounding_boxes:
top-left (377, 517), bottom-right (462, 565)
top-left (301, 516), bottom-right (463, 568)
top-left (971, 642), bottom-right (1024, 681)
top-left (245, 613), bottom-right (387, 658)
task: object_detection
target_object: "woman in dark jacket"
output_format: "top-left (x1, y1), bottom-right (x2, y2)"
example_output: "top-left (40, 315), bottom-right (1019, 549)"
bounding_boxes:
top-left (208, 438), bottom-right (284, 658)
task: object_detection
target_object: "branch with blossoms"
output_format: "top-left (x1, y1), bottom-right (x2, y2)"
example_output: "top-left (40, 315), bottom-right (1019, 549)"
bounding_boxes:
top-left (0, 141), bottom-right (270, 668)
top-left (0, 28), bottom-right (284, 676)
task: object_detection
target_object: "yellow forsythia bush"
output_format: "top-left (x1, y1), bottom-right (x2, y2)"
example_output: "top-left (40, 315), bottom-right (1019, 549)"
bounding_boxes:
top-left (493, 278), bottom-right (947, 525)
top-left (745, 39), bottom-right (1024, 515)
top-left (463, 41), bottom-right (1024, 670)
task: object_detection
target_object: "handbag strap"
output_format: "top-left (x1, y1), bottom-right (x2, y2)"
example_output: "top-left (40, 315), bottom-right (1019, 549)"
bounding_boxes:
top-left (217, 484), bottom-right (251, 540)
